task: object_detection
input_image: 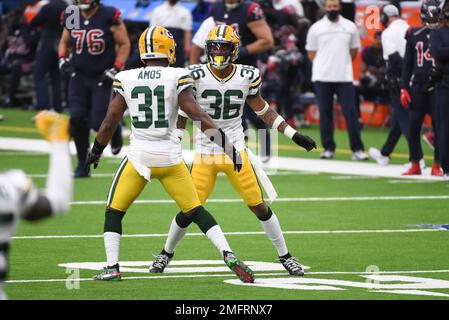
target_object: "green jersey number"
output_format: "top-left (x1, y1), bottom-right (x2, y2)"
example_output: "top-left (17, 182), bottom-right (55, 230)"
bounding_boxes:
top-left (186, 65), bottom-right (206, 80)
top-left (240, 66), bottom-right (256, 81)
top-left (201, 89), bottom-right (244, 120)
top-left (131, 85), bottom-right (168, 129)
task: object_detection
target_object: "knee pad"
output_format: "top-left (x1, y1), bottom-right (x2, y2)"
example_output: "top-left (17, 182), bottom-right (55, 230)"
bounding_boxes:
top-left (190, 206), bottom-right (218, 234)
top-left (104, 207), bottom-right (126, 234)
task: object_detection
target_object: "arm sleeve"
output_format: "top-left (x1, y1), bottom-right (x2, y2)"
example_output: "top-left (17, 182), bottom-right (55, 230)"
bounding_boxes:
top-left (112, 72), bottom-right (125, 97)
top-left (177, 71), bottom-right (194, 95)
top-left (401, 30), bottom-right (413, 89)
top-left (248, 68), bottom-right (262, 97)
top-left (429, 30), bottom-right (449, 62)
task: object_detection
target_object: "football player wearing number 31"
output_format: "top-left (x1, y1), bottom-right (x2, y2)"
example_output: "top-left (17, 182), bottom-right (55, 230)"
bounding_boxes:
top-left (58, 0), bottom-right (130, 177)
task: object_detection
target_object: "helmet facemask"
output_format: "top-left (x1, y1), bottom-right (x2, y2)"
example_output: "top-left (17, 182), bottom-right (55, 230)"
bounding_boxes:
top-left (206, 41), bottom-right (236, 70)
top-left (76, 0), bottom-right (100, 11)
top-left (421, 0), bottom-right (442, 28)
top-left (224, 0), bottom-right (243, 10)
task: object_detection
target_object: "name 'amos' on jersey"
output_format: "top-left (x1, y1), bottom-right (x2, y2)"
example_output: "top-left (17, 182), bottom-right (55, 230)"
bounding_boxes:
top-left (112, 66), bottom-right (193, 166)
top-left (182, 63), bottom-right (262, 155)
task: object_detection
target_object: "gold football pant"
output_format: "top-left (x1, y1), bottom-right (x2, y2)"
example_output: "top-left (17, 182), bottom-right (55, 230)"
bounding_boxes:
top-left (190, 150), bottom-right (264, 207)
top-left (107, 158), bottom-right (201, 213)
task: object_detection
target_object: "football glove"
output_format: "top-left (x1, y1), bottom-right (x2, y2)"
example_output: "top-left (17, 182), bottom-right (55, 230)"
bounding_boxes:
top-left (400, 88), bottom-right (411, 108)
top-left (292, 133), bottom-right (317, 152)
top-left (58, 57), bottom-right (70, 73)
top-left (84, 139), bottom-right (106, 170)
top-left (225, 145), bottom-right (243, 173)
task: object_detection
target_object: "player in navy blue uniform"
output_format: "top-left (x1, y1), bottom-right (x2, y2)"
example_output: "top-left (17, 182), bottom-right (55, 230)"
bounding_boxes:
top-left (429, 0), bottom-right (449, 180)
top-left (58, 0), bottom-right (130, 177)
top-left (400, 0), bottom-right (443, 176)
top-left (30, 0), bottom-right (67, 113)
top-left (210, 0), bottom-right (274, 160)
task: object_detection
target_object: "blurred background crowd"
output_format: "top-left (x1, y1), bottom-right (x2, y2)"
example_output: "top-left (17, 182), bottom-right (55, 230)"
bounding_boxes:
top-left (0, 0), bottom-right (447, 178)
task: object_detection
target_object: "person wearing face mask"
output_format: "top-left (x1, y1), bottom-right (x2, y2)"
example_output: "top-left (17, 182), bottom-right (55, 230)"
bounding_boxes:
top-left (150, 0), bottom-right (193, 67)
top-left (305, 0), bottom-right (367, 161)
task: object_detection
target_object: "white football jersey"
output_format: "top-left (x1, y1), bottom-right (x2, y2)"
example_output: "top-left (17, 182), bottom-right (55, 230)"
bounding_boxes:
top-left (181, 63), bottom-right (262, 154)
top-left (113, 66), bottom-right (194, 167)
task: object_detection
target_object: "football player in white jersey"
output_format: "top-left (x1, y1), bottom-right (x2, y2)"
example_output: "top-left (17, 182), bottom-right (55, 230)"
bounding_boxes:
top-left (151, 25), bottom-right (317, 276)
top-left (85, 26), bottom-right (255, 283)
top-left (0, 111), bottom-right (73, 300)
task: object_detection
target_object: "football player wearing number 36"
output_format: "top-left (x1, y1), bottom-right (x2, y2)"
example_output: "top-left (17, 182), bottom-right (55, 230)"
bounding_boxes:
top-left (151, 25), bottom-right (316, 277)
top-left (58, 0), bottom-right (130, 177)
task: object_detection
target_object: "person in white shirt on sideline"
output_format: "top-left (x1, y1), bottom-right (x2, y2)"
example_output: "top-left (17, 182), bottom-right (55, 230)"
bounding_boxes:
top-left (306, 0), bottom-right (367, 161)
top-left (150, 0), bottom-right (192, 67)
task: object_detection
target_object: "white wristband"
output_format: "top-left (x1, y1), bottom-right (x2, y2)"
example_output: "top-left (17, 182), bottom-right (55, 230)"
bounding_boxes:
top-left (284, 126), bottom-right (296, 139)
top-left (272, 115), bottom-right (285, 130)
top-left (254, 101), bottom-right (270, 116)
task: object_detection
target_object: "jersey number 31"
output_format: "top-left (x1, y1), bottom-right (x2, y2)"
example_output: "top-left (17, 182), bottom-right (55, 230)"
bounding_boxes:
top-left (131, 86), bottom-right (168, 129)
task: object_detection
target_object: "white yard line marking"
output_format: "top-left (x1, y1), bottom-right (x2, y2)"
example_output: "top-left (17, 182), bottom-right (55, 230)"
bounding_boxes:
top-left (329, 176), bottom-right (379, 180)
top-left (29, 173), bottom-right (114, 178)
top-left (387, 180), bottom-right (438, 184)
top-left (10, 228), bottom-right (442, 240)
top-left (1, 137), bottom-right (445, 181)
top-left (6, 269), bottom-right (449, 284)
top-left (69, 195), bottom-right (449, 206)
top-left (27, 171), bottom-right (306, 179)
top-left (0, 151), bottom-right (47, 156)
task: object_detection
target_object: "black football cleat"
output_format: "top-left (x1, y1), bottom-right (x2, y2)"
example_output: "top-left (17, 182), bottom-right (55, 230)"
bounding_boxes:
top-left (149, 251), bottom-right (172, 273)
top-left (280, 256), bottom-right (305, 276)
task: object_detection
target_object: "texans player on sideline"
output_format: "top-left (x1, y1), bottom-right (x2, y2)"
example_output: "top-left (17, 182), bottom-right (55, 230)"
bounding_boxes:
top-left (0, 111), bottom-right (73, 300)
top-left (84, 26), bottom-right (255, 283)
top-left (150, 25), bottom-right (316, 277)
top-left (58, 0), bottom-right (130, 178)
top-left (400, 0), bottom-right (443, 176)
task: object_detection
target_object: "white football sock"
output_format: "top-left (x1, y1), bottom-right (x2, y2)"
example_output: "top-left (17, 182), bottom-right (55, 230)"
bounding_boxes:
top-left (164, 217), bottom-right (188, 254)
top-left (104, 232), bottom-right (121, 266)
top-left (260, 211), bottom-right (289, 257)
top-left (205, 225), bottom-right (232, 254)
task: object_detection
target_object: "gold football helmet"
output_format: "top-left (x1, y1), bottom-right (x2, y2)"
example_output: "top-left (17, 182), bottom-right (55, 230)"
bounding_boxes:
top-left (205, 25), bottom-right (240, 70)
top-left (139, 26), bottom-right (176, 65)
